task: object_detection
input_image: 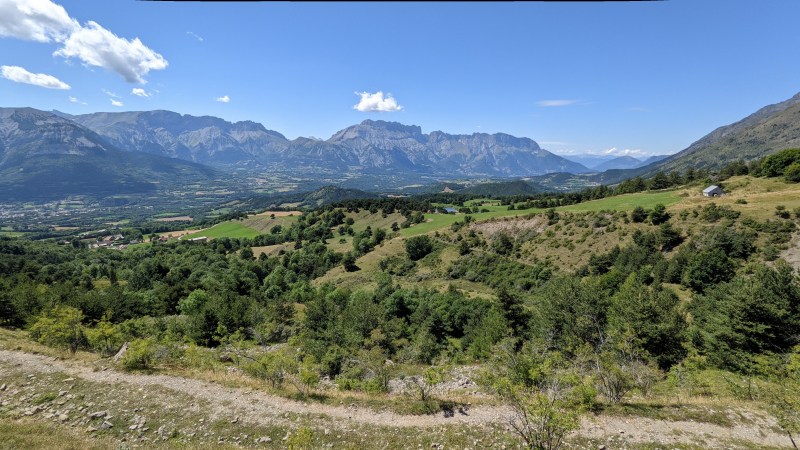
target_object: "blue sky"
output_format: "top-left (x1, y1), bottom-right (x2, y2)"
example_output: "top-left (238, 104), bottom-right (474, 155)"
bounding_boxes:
top-left (1, 1), bottom-right (799, 158)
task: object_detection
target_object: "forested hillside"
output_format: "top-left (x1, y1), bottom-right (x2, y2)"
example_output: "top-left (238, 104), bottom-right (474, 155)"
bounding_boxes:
top-left (2, 148), bottom-right (800, 449)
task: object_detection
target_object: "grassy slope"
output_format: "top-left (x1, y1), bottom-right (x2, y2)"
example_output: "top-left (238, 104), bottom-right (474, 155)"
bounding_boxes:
top-left (240, 213), bottom-right (301, 234)
top-left (319, 177), bottom-right (800, 284)
top-left (401, 189), bottom-right (683, 237)
top-left (184, 221), bottom-right (260, 240)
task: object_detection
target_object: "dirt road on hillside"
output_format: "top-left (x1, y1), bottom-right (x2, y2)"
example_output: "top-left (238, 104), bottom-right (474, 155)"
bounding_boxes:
top-left (0, 349), bottom-right (794, 448)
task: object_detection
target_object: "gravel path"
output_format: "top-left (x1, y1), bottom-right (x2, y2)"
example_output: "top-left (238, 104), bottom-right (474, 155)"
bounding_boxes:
top-left (0, 349), bottom-right (794, 448)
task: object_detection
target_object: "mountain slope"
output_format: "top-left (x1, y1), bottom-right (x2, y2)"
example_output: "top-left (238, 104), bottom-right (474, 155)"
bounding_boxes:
top-left (592, 92), bottom-right (800, 184)
top-left (0, 108), bottom-right (222, 201)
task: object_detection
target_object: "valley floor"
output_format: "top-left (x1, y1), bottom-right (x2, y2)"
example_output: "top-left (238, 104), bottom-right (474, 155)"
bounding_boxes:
top-left (0, 349), bottom-right (792, 449)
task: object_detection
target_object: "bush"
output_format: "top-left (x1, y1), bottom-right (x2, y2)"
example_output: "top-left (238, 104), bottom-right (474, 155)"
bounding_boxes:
top-left (120, 338), bottom-right (157, 370)
top-left (29, 306), bottom-right (86, 354)
top-left (649, 204), bottom-right (670, 225)
top-left (85, 314), bottom-right (123, 357)
top-left (786, 162), bottom-right (800, 182)
top-left (631, 206), bottom-right (647, 223)
top-left (405, 235), bottom-right (434, 261)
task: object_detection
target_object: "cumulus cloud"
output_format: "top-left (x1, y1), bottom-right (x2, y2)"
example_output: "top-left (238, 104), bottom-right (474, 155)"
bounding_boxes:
top-left (536, 99), bottom-right (578, 107)
top-left (353, 91), bottom-right (403, 112)
top-left (216, 95), bottom-right (230, 103)
top-left (186, 31), bottom-right (203, 42)
top-left (0, 0), bottom-right (78, 42)
top-left (0, 65), bottom-right (70, 89)
top-left (110, 98), bottom-right (123, 107)
top-left (131, 87), bottom-right (150, 97)
top-left (54, 21), bottom-right (167, 84)
top-left (0, 0), bottom-right (167, 84)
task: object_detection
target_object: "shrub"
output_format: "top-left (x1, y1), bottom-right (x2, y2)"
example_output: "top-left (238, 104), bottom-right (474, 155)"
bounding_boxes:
top-left (85, 314), bottom-right (123, 357)
top-left (649, 204), bottom-right (670, 225)
top-left (631, 206), bottom-right (647, 223)
top-left (405, 235), bottom-right (434, 261)
top-left (29, 306), bottom-right (86, 354)
top-left (786, 161), bottom-right (800, 182)
top-left (120, 338), bottom-right (156, 370)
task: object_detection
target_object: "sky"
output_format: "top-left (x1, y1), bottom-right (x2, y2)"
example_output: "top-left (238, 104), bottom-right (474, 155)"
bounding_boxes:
top-left (1, 0), bottom-right (799, 158)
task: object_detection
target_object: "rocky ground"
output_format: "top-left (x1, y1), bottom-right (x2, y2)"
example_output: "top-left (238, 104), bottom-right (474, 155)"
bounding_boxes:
top-left (0, 349), bottom-right (794, 449)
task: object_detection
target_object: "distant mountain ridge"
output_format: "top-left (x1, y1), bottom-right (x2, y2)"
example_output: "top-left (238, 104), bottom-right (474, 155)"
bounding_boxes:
top-left (66, 112), bottom-right (590, 177)
top-left (0, 108), bottom-right (222, 201)
top-left (66, 110), bottom-right (290, 165)
top-left (559, 154), bottom-right (670, 171)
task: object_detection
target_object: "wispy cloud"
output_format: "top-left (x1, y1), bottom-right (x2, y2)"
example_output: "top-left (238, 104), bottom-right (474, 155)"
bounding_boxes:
top-left (601, 147), bottom-right (649, 157)
top-left (110, 98), bottom-right (123, 107)
top-left (0, 0), bottom-right (167, 84)
top-left (131, 87), bottom-right (151, 97)
top-left (0, 65), bottom-right (70, 89)
top-left (536, 99), bottom-right (579, 107)
top-left (216, 95), bottom-right (230, 103)
top-left (68, 96), bottom-right (78, 103)
top-left (353, 91), bottom-right (403, 112)
top-left (186, 31), bottom-right (204, 42)
top-left (102, 88), bottom-right (119, 98)
top-left (539, 141), bottom-right (569, 147)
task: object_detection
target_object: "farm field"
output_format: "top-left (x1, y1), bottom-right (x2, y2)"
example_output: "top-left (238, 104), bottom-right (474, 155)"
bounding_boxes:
top-left (183, 221), bottom-right (260, 240)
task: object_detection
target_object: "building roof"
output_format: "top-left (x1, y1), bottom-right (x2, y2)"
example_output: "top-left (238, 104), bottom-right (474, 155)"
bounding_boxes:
top-left (703, 185), bottom-right (723, 193)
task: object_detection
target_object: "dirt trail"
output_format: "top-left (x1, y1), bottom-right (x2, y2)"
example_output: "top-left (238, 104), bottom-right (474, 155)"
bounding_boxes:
top-left (0, 349), bottom-right (793, 448)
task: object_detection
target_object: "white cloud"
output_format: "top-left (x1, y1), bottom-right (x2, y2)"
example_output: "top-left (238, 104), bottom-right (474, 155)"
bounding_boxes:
top-left (102, 88), bottom-right (119, 98)
top-left (0, 0), bottom-right (78, 42)
top-left (68, 95), bottom-right (77, 102)
top-left (54, 21), bottom-right (167, 84)
top-left (186, 31), bottom-right (203, 42)
top-left (601, 147), bottom-right (649, 157)
top-left (216, 95), bottom-right (230, 103)
top-left (0, 1), bottom-right (167, 84)
top-left (536, 99), bottom-right (578, 107)
top-left (0, 65), bottom-right (70, 89)
top-left (131, 87), bottom-right (150, 97)
top-left (110, 98), bottom-right (123, 107)
top-left (353, 91), bottom-right (403, 112)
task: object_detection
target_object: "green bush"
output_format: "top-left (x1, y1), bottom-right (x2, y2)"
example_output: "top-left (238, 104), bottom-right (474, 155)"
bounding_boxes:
top-left (85, 314), bottom-right (123, 357)
top-left (786, 161), bottom-right (800, 182)
top-left (29, 306), bottom-right (86, 354)
top-left (120, 338), bottom-right (156, 370)
top-left (405, 235), bottom-right (434, 261)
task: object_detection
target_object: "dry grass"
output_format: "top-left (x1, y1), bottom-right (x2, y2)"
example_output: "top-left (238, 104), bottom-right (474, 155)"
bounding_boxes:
top-left (252, 243), bottom-right (292, 258)
top-left (0, 418), bottom-right (119, 450)
top-left (254, 210), bottom-right (302, 217)
top-left (153, 216), bottom-right (193, 222)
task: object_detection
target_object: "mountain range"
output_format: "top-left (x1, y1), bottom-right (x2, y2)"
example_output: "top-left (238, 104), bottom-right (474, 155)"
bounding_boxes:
top-left (64, 111), bottom-right (590, 177)
top-left (0, 108), bottom-right (222, 201)
top-left (2, 90), bottom-right (800, 202)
